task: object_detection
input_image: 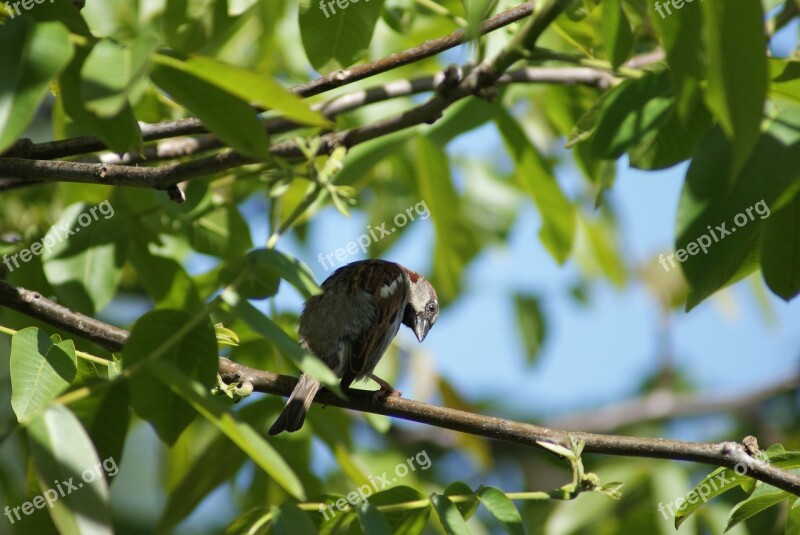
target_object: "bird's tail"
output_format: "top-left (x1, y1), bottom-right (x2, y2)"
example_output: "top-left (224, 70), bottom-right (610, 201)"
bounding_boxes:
top-left (268, 374), bottom-right (321, 435)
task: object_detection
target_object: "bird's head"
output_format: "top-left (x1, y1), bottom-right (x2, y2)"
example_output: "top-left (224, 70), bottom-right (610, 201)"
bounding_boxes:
top-left (401, 270), bottom-right (439, 342)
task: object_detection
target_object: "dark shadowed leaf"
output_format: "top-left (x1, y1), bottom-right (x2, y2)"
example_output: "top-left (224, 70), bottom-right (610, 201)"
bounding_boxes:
top-left (186, 204), bottom-right (253, 257)
top-left (272, 503), bottom-right (317, 534)
top-left (445, 482), bottom-right (478, 520)
top-left (298, 0), bottom-right (386, 72)
top-left (124, 310), bottom-right (218, 445)
top-left (513, 294), bottom-right (547, 365)
top-left (725, 483), bottom-right (789, 532)
top-left (676, 102), bottom-right (800, 309)
top-left (761, 191), bottom-right (800, 300)
top-left (589, 71), bottom-right (674, 160)
top-left (601, 0), bottom-right (633, 69)
top-left (357, 502), bottom-right (393, 535)
top-left (147, 359), bottom-right (305, 499)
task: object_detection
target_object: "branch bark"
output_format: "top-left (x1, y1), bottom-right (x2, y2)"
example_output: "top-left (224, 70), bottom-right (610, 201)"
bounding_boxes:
top-left (1, 279), bottom-right (799, 496)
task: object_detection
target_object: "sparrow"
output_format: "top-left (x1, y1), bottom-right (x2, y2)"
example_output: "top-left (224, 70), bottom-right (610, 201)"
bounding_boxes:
top-left (268, 259), bottom-right (439, 435)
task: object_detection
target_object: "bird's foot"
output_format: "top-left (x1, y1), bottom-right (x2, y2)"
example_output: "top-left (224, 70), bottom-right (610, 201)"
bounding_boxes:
top-left (369, 374), bottom-right (402, 400)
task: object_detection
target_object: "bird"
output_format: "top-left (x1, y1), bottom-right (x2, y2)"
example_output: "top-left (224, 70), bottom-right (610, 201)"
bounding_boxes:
top-left (268, 259), bottom-right (439, 435)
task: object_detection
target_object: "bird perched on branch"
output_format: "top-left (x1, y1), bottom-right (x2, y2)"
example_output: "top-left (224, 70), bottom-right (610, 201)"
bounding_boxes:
top-left (268, 259), bottom-right (439, 435)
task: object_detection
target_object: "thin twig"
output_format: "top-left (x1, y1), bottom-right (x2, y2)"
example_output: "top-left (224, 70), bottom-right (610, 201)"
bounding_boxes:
top-left (0, 3), bottom-right (536, 163)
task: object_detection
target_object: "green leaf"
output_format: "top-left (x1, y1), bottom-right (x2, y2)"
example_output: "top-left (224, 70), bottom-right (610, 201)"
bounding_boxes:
top-left (536, 440), bottom-right (575, 460)
top-left (367, 485), bottom-right (430, 534)
top-left (580, 215), bottom-right (627, 286)
top-left (186, 204), bottom-right (253, 257)
top-left (298, 0), bottom-right (386, 72)
top-left (218, 254), bottom-right (280, 300)
top-left (464, 0), bottom-right (492, 41)
top-left (702, 0), bottom-right (767, 174)
top-left (248, 248), bottom-right (321, 300)
top-left (148, 359), bottom-right (306, 500)
top-left (495, 108), bottom-right (575, 263)
top-left (178, 56), bottom-right (330, 127)
top-left (214, 324), bottom-right (240, 347)
top-left (334, 131), bottom-right (413, 187)
top-left (357, 502), bottom-right (393, 535)
top-left (382, 0), bottom-right (416, 34)
top-left (27, 405), bottom-right (113, 535)
top-left (761, 191), bottom-right (800, 300)
top-left (445, 482), bottom-right (479, 520)
top-left (427, 98), bottom-right (497, 147)
top-left (58, 45), bottom-right (143, 155)
top-left (787, 498), bottom-right (800, 535)
top-left (223, 293), bottom-right (342, 392)
top-left (553, 4), bottom-right (604, 57)
top-left (589, 71), bottom-right (675, 160)
top-left (0, 19), bottom-right (73, 152)
top-left (650, 0), bottom-right (704, 119)
top-left (224, 508), bottom-right (271, 535)
top-left (477, 486), bottom-right (526, 535)
top-left (271, 503), bottom-right (317, 534)
top-left (674, 466), bottom-right (749, 528)
top-left (725, 483), bottom-right (789, 532)
top-left (24, 0), bottom-right (92, 36)
top-left (628, 100), bottom-right (713, 170)
top-left (412, 137), bottom-right (479, 303)
top-left (676, 101), bottom-right (800, 308)
top-left (601, 0), bottom-right (633, 69)
top-left (69, 380), bottom-right (130, 470)
top-left (157, 398), bottom-right (278, 531)
top-left (770, 60), bottom-right (800, 105)
top-left (513, 294), bottom-right (547, 365)
top-left (80, 33), bottom-right (159, 117)
top-left (124, 310), bottom-right (218, 445)
top-left (41, 201), bottom-right (128, 316)
top-left (431, 494), bottom-right (471, 535)
top-left (10, 328), bottom-right (77, 423)
top-left (128, 238), bottom-right (204, 311)
top-left (149, 53), bottom-right (270, 159)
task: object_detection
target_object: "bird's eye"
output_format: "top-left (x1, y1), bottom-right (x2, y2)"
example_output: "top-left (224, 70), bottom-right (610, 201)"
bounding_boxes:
top-left (427, 302), bottom-right (437, 313)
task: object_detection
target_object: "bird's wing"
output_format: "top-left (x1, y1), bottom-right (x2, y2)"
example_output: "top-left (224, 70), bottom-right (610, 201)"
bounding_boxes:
top-left (341, 261), bottom-right (408, 387)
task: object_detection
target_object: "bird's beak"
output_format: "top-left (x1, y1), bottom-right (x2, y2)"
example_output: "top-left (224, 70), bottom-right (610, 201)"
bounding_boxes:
top-left (413, 315), bottom-right (431, 342)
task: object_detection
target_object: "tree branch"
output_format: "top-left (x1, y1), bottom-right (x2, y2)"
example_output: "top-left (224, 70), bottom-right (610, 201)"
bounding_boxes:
top-left (0, 280), bottom-right (127, 351)
top-left (0, 63), bottom-right (618, 192)
top-left (1, 279), bottom-right (799, 496)
top-left (0, 0), bottom-right (585, 190)
top-left (1, 3), bottom-right (535, 163)
top-left (289, 2), bottom-right (535, 98)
